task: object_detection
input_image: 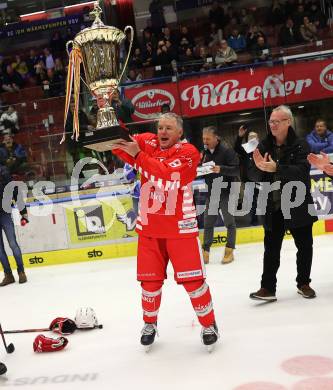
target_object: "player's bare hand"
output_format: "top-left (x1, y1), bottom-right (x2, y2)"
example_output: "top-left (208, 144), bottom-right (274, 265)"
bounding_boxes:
top-left (112, 137), bottom-right (141, 157)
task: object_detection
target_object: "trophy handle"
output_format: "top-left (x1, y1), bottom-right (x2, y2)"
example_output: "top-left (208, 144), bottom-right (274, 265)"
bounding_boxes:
top-left (119, 26), bottom-right (134, 83)
top-left (66, 40), bottom-right (74, 56)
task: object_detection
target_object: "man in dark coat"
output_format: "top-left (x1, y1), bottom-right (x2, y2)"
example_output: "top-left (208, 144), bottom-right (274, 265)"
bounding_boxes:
top-left (201, 126), bottom-right (240, 265)
top-left (248, 105), bottom-right (317, 301)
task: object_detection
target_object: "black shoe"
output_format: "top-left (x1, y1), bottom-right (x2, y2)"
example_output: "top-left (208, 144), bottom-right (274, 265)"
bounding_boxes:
top-left (140, 323), bottom-right (158, 347)
top-left (201, 322), bottom-right (219, 347)
top-left (0, 362), bottom-right (7, 375)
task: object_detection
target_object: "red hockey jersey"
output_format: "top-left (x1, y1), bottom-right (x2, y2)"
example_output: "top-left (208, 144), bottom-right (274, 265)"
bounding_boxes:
top-left (113, 133), bottom-right (200, 238)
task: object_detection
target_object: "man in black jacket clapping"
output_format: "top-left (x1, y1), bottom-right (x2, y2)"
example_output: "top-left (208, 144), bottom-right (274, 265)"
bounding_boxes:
top-left (248, 105), bottom-right (317, 302)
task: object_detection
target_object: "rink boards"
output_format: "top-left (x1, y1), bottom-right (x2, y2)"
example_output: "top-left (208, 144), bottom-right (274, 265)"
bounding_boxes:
top-left (1, 171), bottom-right (332, 270)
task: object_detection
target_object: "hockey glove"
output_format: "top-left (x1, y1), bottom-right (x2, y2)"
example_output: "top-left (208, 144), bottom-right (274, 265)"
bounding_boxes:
top-left (49, 317), bottom-right (77, 335)
top-left (33, 334), bottom-right (68, 352)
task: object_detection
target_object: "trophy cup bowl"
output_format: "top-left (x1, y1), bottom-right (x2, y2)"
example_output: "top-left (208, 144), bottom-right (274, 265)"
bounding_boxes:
top-left (65, 3), bottom-right (134, 152)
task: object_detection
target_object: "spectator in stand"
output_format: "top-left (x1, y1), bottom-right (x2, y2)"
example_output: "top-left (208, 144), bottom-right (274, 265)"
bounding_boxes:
top-left (196, 46), bottom-right (213, 72)
top-left (0, 134), bottom-right (27, 174)
top-left (246, 25), bottom-right (265, 50)
top-left (126, 69), bottom-right (143, 84)
top-left (205, 23), bottom-right (223, 48)
top-left (215, 39), bottom-right (238, 68)
top-left (65, 27), bottom-right (75, 42)
top-left (42, 68), bottom-right (65, 97)
top-left (177, 26), bottom-right (195, 49)
top-left (239, 8), bottom-right (255, 31)
top-left (130, 48), bottom-right (144, 69)
top-left (165, 40), bottom-right (178, 61)
top-left (269, 0), bottom-right (285, 25)
top-left (111, 89), bottom-right (134, 125)
top-left (142, 43), bottom-right (154, 68)
top-left (300, 16), bottom-right (318, 42)
top-left (224, 17), bottom-right (242, 39)
top-left (306, 119), bottom-right (333, 154)
top-left (154, 41), bottom-right (172, 76)
top-left (159, 26), bottom-right (176, 45)
top-left (227, 29), bottom-right (247, 52)
top-left (179, 47), bottom-right (196, 74)
top-left (252, 36), bottom-right (271, 63)
top-left (26, 49), bottom-right (39, 76)
top-left (279, 18), bottom-right (302, 46)
top-left (43, 48), bottom-right (55, 70)
top-left (161, 103), bottom-right (171, 114)
top-left (54, 58), bottom-right (65, 77)
top-left (209, 1), bottom-right (225, 29)
top-left (50, 31), bottom-right (65, 55)
top-left (293, 4), bottom-right (307, 27)
top-left (309, 2), bottom-right (327, 29)
top-left (0, 106), bottom-right (19, 134)
top-left (12, 55), bottom-right (28, 79)
top-left (142, 29), bottom-right (157, 51)
top-left (149, 0), bottom-right (165, 35)
top-left (2, 65), bottom-right (23, 92)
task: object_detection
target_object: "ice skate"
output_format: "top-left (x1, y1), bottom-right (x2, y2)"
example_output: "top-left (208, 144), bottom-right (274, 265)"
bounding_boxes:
top-left (0, 362), bottom-right (7, 375)
top-left (140, 323), bottom-right (158, 352)
top-left (201, 323), bottom-right (219, 353)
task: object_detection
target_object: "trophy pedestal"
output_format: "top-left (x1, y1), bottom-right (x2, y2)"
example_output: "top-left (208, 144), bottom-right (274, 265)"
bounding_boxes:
top-left (82, 126), bottom-right (131, 152)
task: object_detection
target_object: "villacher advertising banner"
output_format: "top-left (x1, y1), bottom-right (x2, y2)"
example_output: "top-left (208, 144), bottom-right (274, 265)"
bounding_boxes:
top-left (125, 59), bottom-right (333, 122)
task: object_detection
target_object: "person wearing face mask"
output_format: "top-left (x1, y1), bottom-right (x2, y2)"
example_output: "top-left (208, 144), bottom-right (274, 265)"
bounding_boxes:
top-left (201, 126), bottom-right (239, 265)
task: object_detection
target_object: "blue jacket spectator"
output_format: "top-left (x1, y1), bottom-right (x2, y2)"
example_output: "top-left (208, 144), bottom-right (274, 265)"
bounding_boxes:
top-left (306, 119), bottom-right (333, 154)
top-left (0, 134), bottom-right (27, 174)
top-left (227, 29), bottom-right (247, 52)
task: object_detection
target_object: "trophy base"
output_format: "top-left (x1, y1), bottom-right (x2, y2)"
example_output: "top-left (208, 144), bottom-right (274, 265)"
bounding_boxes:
top-left (82, 126), bottom-right (131, 152)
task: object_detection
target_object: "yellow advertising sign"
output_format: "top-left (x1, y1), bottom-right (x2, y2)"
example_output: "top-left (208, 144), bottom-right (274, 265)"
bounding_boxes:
top-left (65, 197), bottom-right (137, 244)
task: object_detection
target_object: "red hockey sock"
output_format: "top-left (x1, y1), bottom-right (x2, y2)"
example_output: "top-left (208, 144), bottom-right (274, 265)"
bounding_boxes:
top-left (141, 281), bottom-right (164, 324)
top-left (183, 280), bottom-right (216, 327)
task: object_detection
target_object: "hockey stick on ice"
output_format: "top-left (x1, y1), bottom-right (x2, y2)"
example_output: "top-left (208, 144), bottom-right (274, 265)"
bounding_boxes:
top-left (0, 323), bottom-right (15, 353)
top-left (3, 324), bottom-right (103, 334)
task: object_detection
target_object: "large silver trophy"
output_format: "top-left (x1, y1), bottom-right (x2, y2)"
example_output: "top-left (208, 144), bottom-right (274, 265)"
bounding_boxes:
top-left (64, 2), bottom-right (134, 152)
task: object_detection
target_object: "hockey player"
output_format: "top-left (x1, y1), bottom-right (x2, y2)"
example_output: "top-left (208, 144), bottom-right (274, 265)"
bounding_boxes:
top-left (111, 113), bottom-right (219, 351)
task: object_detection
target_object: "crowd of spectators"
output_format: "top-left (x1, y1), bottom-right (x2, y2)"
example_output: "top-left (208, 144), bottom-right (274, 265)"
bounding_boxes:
top-left (0, 28), bottom-right (75, 95)
top-left (126, 0), bottom-right (330, 79)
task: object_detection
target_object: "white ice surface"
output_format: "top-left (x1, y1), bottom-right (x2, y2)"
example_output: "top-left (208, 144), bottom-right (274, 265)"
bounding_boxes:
top-left (1, 234), bottom-right (333, 390)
